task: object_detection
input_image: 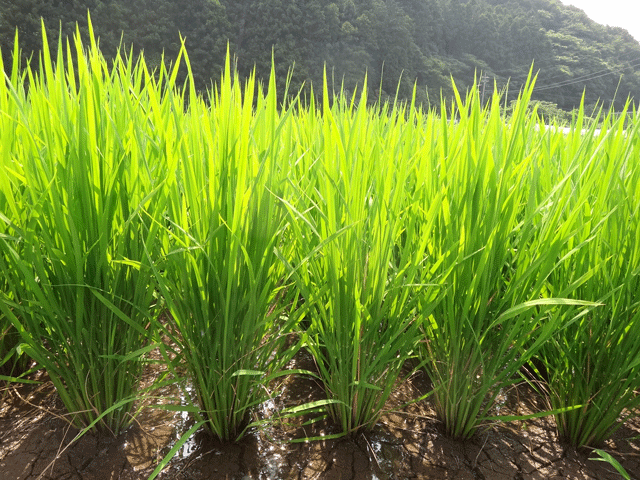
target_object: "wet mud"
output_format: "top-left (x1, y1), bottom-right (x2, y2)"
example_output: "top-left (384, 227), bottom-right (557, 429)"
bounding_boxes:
top-left (2, 354), bottom-right (640, 480)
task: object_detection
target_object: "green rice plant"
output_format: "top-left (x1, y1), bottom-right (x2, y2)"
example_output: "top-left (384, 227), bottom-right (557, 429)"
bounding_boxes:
top-left (280, 79), bottom-right (433, 436)
top-left (590, 449), bottom-right (631, 480)
top-left (152, 54), bottom-right (299, 442)
top-left (0, 37), bottom-right (32, 381)
top-left (413, 78), bottom-right (600, 440)
top-left (0, 21), bottom-right (174, 435)
top-left (531, 102), bottom-right (640, 447)
top-left (0, 262), bottom-right (31, 380)
top-left (0, 284), bottom-right (31, 381)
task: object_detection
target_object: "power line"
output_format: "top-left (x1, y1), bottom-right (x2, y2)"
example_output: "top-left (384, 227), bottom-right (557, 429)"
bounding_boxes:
top-left (500, 58), bottom-right (640, 94)
top-left (492, 50), bottom-right (640, 83)
top-left (492, 52), bottom-right (640, 93)
top-left (534, 57), bottom-right (640, 91)
top-left (535, 50), bottom-right (640, 84)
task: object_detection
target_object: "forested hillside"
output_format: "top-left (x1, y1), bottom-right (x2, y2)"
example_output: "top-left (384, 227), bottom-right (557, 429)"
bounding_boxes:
top-left (2, 0), bottom-right (640, 112)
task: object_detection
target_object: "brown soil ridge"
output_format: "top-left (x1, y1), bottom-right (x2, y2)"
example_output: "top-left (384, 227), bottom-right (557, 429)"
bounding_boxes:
top-left (2, 364), bottom-right (639, 480)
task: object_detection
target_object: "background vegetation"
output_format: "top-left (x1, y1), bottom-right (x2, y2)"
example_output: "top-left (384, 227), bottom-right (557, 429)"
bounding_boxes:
top-left (2, 0), bottom-right (640, 113)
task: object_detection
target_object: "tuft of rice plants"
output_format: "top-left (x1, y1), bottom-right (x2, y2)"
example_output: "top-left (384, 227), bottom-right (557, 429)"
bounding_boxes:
top-left (0, 37), bottom-right (31, 381)
top-left (152, 53), bottom-right (300, 442)
top-left (530, 102), bottom-right (640, 447)
top-left (0, 21), bottom-right (172, 435)
top-left (280, 79), bottom-right (433, 436)
top-left (413, 78), bottom-right (601, 440)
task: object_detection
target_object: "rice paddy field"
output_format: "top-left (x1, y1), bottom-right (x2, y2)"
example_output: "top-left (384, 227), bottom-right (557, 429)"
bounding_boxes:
top-left (1, 23), bottom-right (640, 479)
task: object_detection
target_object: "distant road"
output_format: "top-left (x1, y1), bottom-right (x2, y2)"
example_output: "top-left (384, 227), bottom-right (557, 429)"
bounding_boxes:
top-left (536, 125), bottom-right (603, 135)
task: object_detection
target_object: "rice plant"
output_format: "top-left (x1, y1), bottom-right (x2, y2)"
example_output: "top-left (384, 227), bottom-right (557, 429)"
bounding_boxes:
top-left (280, 80), bottom-right (433, 436)
top-left (0, 21), bottom-right (172, 435)
top-left (0, 36), bottom-right (31, 381)
top-left (412, 79), bottom-right (600, 440)
top-left (531, 103), bottom-right (640, 447)
top-left (0, 252), bottom-right (31, 380)
top-left (152, 53), bottom-right (299, 442)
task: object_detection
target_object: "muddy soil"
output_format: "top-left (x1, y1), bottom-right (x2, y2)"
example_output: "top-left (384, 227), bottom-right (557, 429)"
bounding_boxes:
top-left (2, 352), bottom-right (640, 480)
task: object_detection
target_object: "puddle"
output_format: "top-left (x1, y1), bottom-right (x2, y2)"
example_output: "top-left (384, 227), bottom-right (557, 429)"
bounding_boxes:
top-left (120, 377), bottom-right (199, 472)
top-left (250, 395), bottom-right (290, 479)
top-left (494, 387), bottom-right (508, 415)
top-left (144, 381), bottom-right (296, 480)
top-left (365, 429), bottom-right (407, 478)
top-left (123, 352), bottom-right (416, 479)
top-left (174, 382), bottom-right (198, 459)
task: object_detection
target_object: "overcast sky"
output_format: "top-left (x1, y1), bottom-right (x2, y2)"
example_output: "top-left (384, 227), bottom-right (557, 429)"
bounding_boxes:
top-left (559, 0), bottom-right (640, 42)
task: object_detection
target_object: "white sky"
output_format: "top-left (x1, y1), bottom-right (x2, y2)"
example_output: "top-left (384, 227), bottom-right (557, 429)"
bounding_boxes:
top-left (559, 0), bottom-right (640, 42)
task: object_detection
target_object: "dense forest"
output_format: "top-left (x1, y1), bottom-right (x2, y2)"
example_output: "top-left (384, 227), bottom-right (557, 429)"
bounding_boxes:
top-left (2, 0), bottom-right (640, 113)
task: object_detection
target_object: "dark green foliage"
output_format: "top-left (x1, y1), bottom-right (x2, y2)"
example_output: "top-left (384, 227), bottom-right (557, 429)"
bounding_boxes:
top-left (1, 0), bottom-right (639, 111)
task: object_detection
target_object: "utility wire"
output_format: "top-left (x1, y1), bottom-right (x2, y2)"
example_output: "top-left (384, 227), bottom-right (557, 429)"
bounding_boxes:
top-left (534, 57), bottom-right (640, 91)
top-left (492, 50), bottom-right (640, 84)
top-left (491, 51), bottom-right (640, 93)
top-left (500, 58), bottom-right (640, 94)
top-left (534, 50), bottom-right (640, 83)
